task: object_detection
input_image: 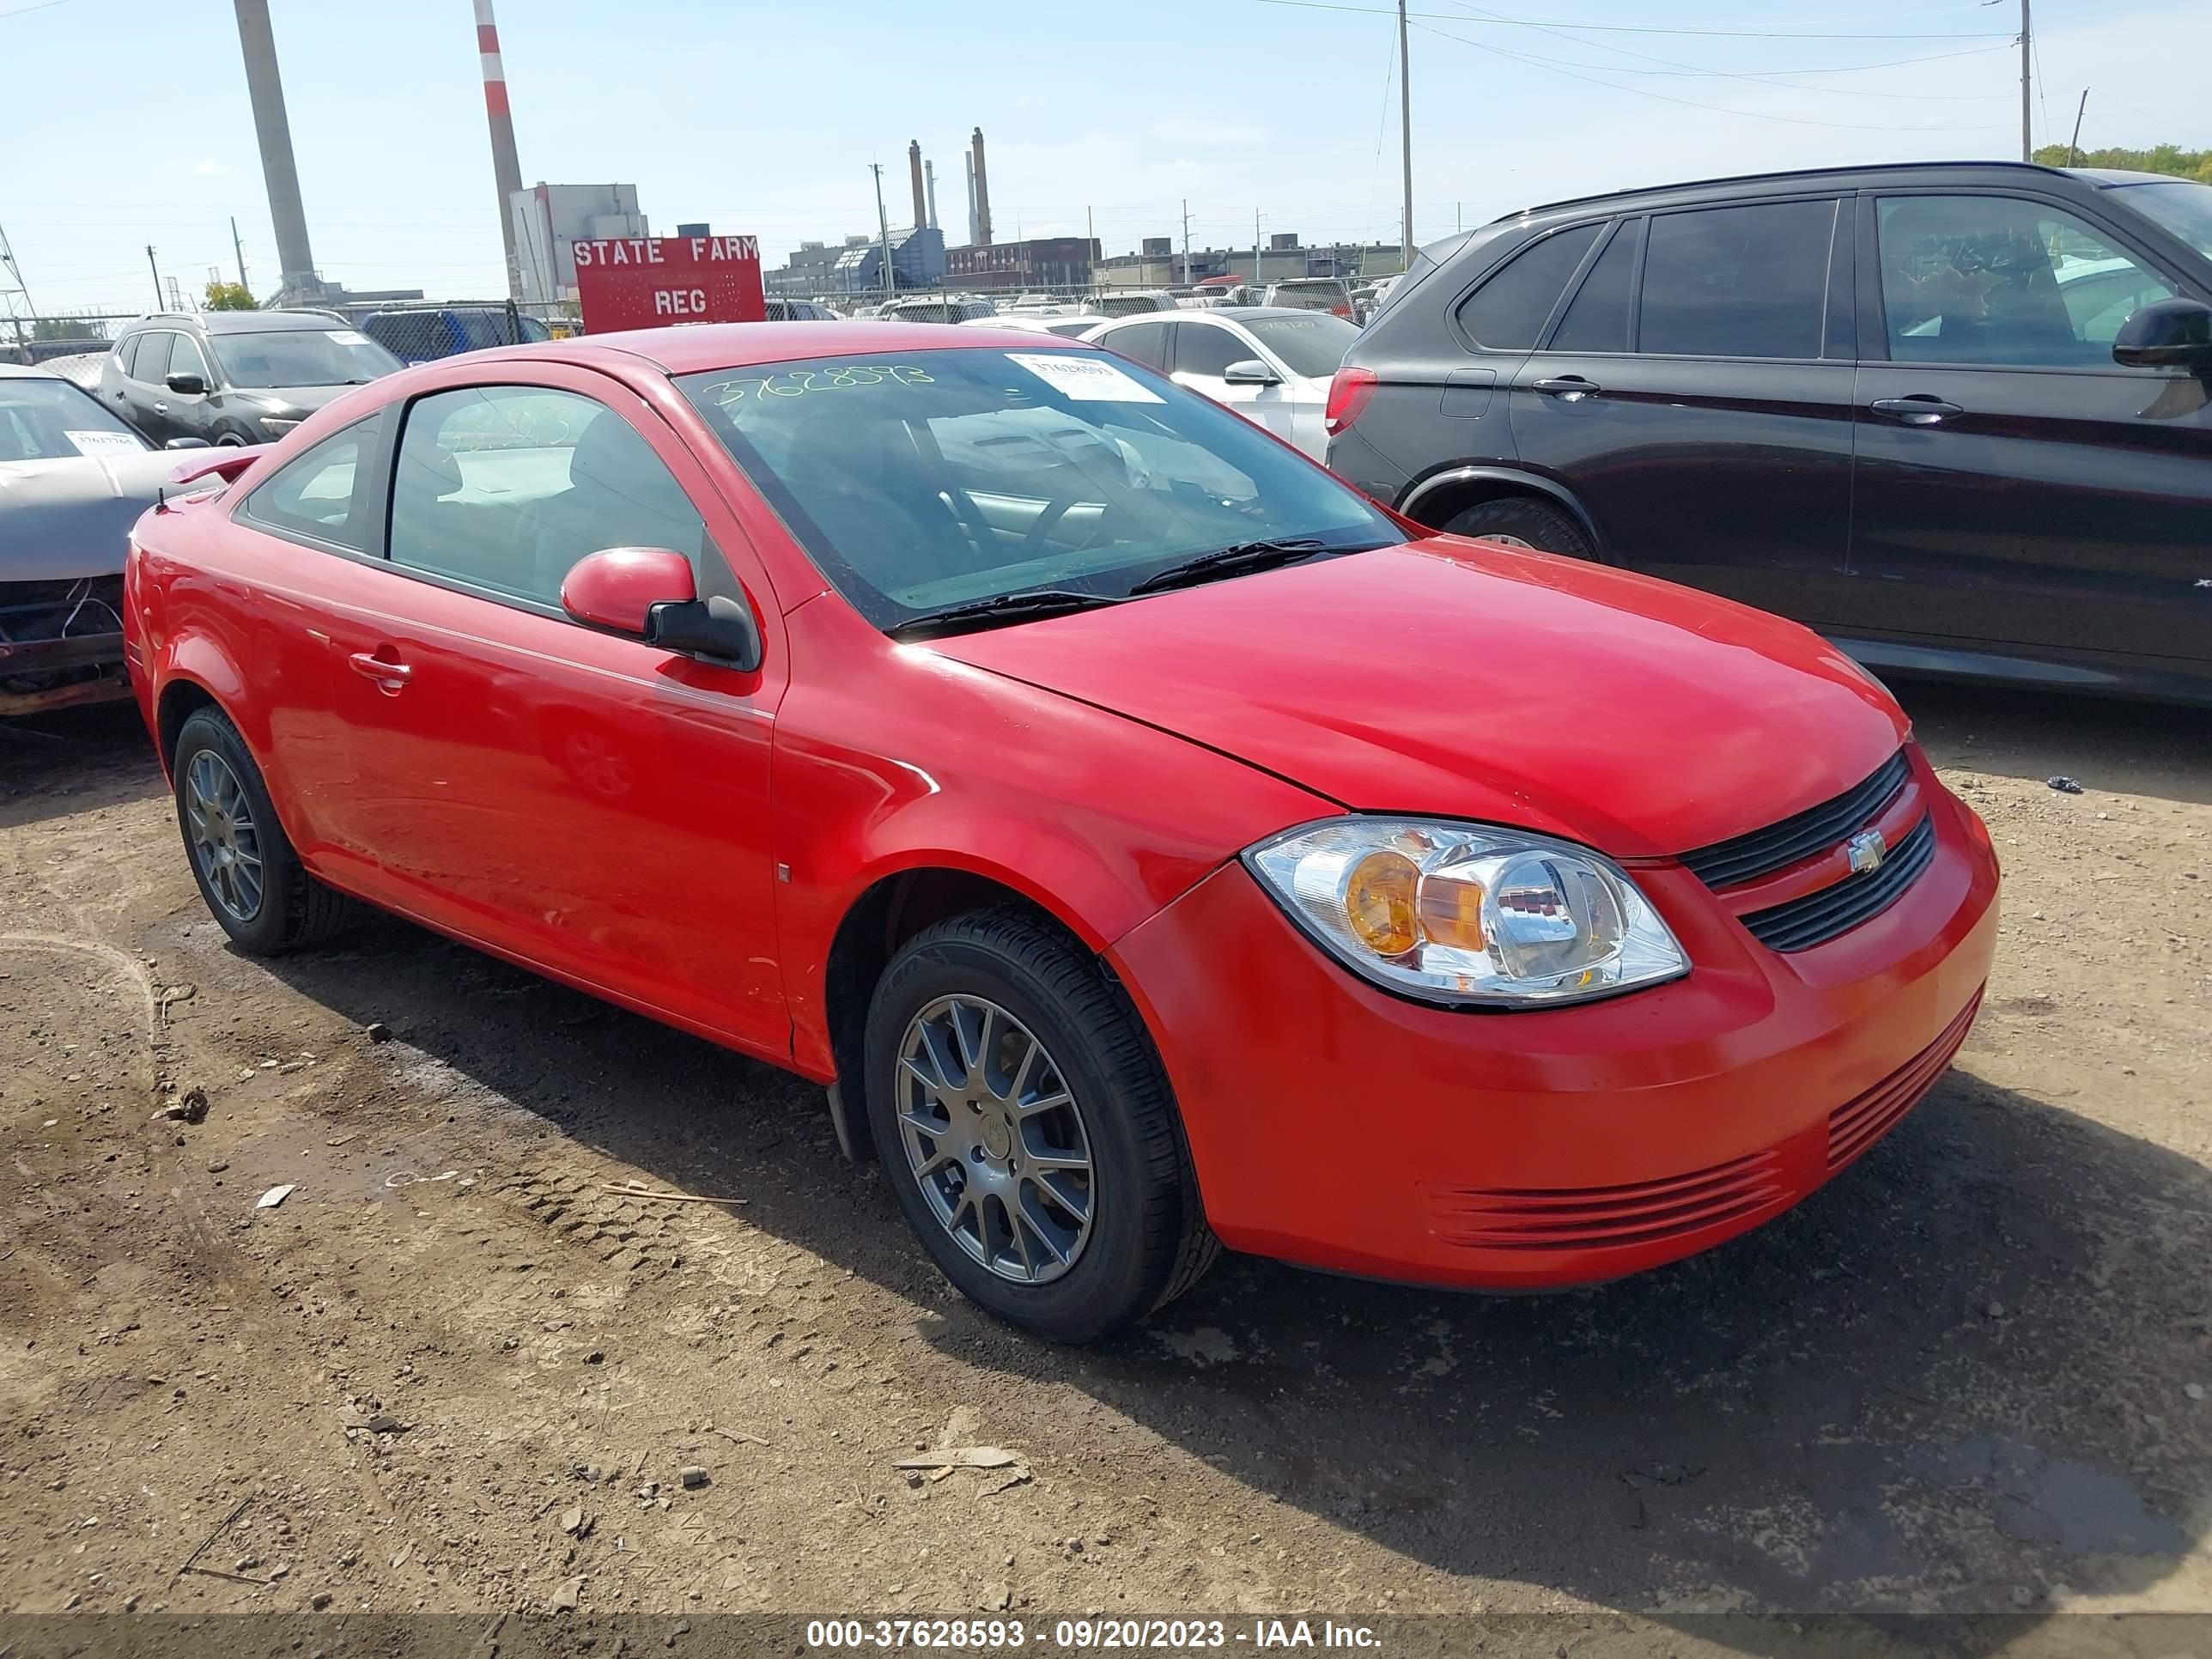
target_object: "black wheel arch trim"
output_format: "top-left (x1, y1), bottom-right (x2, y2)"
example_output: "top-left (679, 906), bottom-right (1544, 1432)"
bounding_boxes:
top-left (1395, 465), bottom-right (1606, 551)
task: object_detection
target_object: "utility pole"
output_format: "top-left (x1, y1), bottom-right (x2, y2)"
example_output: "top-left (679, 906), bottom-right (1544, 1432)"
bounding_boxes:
top-left (2018, 0), bottom-right (2032, 161)
top-left (1180, 199), bottom-right (1191, 287)
top-left (230, 216), bottom-right (249, 294)
top-left (1398, 0), bottom-right (1414, 270)
top-left (1254, 208), bottom-right (1262, 294)
top-left (147, 245), bottom-right (164, 310)
top-left (870, 162), bottom-right (895, 305)
top-left (2067, 88), bottom-right (2088, 167)
top-left (1086, 205), bottom-right (1096, 301)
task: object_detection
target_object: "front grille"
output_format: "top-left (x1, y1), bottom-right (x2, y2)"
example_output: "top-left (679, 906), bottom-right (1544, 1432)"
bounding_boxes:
top-left (1423, 1148), bottom-right (1790, 1251)
top-left (1680, 750), bottom-right (1911, 890)
top-left (1826, 990), bottom-right (1982, 1170)
top-left (1737, 812), bottom-right (1935, 952)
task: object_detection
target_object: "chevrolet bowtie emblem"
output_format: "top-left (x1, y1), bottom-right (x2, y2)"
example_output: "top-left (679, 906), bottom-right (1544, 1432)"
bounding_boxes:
top-left (1846, 829), bottom-right (1887, 875)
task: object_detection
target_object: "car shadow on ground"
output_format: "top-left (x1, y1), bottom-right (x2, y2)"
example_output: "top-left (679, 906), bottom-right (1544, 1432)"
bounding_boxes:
top-left (252, 910), bottom-right (2212, 1636)
top-left (0, 703), bottom-right (162, 831)
top-left (1896, 679), bottom-right (2212, 807)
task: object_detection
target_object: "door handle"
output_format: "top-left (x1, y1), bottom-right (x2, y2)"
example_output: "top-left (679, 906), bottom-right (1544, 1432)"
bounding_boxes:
top-left (347, 651), bottom-right (411, 691)
top-left (153, 401), bottom-right (167, 414)
top-left (1870, 396), bottom-right (1963, 425)
top-left (1531, 376), bottom-right (1600, 401)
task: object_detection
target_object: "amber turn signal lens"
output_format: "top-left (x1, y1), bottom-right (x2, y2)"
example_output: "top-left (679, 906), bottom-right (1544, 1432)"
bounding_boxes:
top-left (1345, 850), bottom-right (1420, 956)
top-left (1416, 871), bottom-right (1487, 951)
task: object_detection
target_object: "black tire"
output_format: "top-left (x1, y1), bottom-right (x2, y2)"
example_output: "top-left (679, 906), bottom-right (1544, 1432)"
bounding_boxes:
top-left (864, 908), bottom-right (1218, 1343)
top-left (214, 433), bottom-right (246, 447)
top-left (173, 706), bottom-right (353, 955)
top-left (1443, 496), bottom-right (1596, 560)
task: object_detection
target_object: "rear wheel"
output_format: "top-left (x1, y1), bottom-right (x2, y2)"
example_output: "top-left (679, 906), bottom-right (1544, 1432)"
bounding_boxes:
top-left (1443, 496), bottom-right (1595, 560)
top-left (865, 908), bottom-right (1217, 1343)
top-left (173, 707), bottom-right (352, 955)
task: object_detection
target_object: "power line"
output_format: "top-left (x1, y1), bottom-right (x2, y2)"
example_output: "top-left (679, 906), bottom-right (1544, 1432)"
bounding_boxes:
top-left (1409, 18), bottom-right (2010, 131)
top-left (1432, 1), bottom-right (2012, 98)
top-left (1252, 0), bottom-right (2014, 40)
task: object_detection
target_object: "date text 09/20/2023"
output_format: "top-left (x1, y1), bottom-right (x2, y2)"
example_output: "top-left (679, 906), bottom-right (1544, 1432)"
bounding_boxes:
top-left (804, 1618), bottom-right (1382, 1650)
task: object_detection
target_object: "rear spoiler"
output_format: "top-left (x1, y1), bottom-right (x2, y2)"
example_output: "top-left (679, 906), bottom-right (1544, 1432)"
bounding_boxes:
top-left (168, 445), bottom-right (271, 489)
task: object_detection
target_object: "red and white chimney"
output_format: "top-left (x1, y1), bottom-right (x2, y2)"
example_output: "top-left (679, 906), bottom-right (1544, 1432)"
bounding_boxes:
top-left (476, 0), bottom-right (526, 301)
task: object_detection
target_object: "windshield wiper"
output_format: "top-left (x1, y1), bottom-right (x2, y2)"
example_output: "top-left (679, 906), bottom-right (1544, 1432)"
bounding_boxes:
top-left (1126, 538), bottom-right (1332, 595)
top-left (887, 588), bottom-right (1127, 641)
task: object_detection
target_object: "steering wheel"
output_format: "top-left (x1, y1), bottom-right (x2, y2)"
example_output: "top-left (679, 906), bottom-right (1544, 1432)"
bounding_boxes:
top-left (1018, 489), bottom-right (1107, 557)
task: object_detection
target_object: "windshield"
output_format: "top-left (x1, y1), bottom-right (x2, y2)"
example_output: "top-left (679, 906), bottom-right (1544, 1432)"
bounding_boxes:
top-left (209, 326), bottom-right (401, 389)
top-left (2113, 179), bottom-right (2212, 260)
top-left (0, 376), bottom-right (149, 463)
top-left (678, 348), bottom-right (1399, 630)
top-left (1244, 313), bottom-right (1360, 380)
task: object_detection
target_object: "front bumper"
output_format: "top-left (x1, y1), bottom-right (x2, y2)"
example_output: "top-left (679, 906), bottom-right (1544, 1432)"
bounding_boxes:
top-left (1108, 768), bottom-right (2001, 1291)
top-left (0, 576), bottom-right (131, 716)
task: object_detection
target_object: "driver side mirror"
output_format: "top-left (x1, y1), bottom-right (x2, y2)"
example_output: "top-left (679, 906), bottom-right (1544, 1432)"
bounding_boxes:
top-left (559, 546), bottom-right (761, 672)
top-left (165, 372), bottom-right (207, 396)
top-left (2112, 297), bottom-right (2212, 371)
top-left (1222, 358), bottom-right (1281, 386)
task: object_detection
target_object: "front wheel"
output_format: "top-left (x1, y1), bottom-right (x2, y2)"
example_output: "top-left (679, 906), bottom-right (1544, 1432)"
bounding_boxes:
top-left (173, 707), bottom-right (353, 954)
top-left (864, 908), bottom-right (1217, 1343)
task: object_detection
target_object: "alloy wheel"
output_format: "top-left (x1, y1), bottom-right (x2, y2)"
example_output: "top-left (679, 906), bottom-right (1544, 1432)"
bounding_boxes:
top-left (894, 994), bottom-right (1095, 1285)
top-left (184, 748), bottom-right (265, 923)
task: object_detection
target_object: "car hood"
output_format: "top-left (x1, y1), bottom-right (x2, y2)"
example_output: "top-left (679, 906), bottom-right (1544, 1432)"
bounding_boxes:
top-left (930, 538), bottom-right (1909, 860)
top-left (0, 450), bottom-right (180, 581)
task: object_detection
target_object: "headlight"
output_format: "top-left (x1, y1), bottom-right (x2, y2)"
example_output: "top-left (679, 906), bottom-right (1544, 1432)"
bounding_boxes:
top-left (258, 416), bottom-right (301, 437)
top-left (1245, 818), bottom-right (1688, 1008)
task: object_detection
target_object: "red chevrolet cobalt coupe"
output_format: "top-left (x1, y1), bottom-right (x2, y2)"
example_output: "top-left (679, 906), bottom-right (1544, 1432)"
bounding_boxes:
top-left (125, 324), bottom-right (1999, 1341)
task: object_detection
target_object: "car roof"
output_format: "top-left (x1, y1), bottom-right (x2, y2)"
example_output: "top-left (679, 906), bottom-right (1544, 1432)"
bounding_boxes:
top-left (1502, 159), bottom-right (2102, 222)
top-left (2070, 167), bottom-right (2202, 188)
top-left (1168, 306), bottom-right (1336, 324)
top-left (125, 309), bottom-right (349, 334)
top-left (0, 362), bottom-right (65, 380)
top-left (489, 321), bottom-right (1108, 375)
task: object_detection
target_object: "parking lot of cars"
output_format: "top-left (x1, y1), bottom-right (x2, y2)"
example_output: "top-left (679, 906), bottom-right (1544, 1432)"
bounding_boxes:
top-left (1, 148), bottom-right (2208, 1632)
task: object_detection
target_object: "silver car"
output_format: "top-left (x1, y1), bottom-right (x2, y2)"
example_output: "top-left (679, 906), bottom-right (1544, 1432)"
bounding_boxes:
top-left (1081, 307), bottom-right (1362, 461)
top-left (0, 365), bottom-right (189, 715)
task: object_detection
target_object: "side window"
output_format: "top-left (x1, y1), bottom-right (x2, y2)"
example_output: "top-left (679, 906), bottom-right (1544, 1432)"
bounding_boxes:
top-left (1173, 323), bottom-right (1247, 379)
top-left (132, 333), bottom-right (174, 383)
top-left (1549, 221), bottom-right (1641, 354)
top-left (1875, 195), bottom-right (2176, 366)
top-left (168, 334), bottom-right (211, 384)
top-left (238, 421), bottom-right (374, 550)
top-left (386, 386), bottom-right (706, 608)
top-left (1455, 223), bottom-right (1602, 350)
top-left (1099, 320), bottom-right (1171, 371)
top-left (1640, 199), bottom-right (1835, 359)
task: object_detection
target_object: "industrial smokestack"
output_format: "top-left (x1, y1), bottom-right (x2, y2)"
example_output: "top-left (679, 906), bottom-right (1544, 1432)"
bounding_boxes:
top-left (908, 140), bottom-right (927, 232)
top-left (475, 0), bottom-right (526, 301)
top-left (925, 159), bottom-right (939, 230)
top-left (963, 152), bottom-right (978, 246)
top-left (970, 127), bottom-right (993, 246)
top-left (231, 0), bottom-right (318, 298)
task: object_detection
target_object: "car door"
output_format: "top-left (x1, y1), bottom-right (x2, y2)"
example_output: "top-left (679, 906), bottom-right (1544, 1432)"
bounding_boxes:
top-left (1850, 189), bottom-right (2211, 666)
top-left (318, 368), bottom-right (789, 1055)
top-left (1169, 319), bottom-right (1300, 447)
top-left (161, 332), bottom-right (218, 442)
top-left (1504, 197), bottom-right (1862, 622)
top-left (122, 331), bottom-right (179, 441)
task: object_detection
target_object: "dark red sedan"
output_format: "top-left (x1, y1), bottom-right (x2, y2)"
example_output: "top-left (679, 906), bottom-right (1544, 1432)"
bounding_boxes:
top-left (125, 324), bottom-right (1999, 1341)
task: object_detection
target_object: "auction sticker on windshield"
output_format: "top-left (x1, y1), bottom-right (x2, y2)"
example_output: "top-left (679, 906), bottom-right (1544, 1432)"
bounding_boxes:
top-left (64, 430), bottom-right (142, 457)
top-left (1008, 353), bottom-right (1163, 403)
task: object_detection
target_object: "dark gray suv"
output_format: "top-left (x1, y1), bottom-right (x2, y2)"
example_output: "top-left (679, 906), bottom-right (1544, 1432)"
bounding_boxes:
top-left (98, 310), bottom-right (402, 449)
top-left (1331, 161), bottom-right (2212, 704)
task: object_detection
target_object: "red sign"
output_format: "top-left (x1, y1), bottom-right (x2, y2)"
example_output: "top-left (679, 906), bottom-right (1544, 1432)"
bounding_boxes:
top-left (573, 234), bottom-right (766, 333)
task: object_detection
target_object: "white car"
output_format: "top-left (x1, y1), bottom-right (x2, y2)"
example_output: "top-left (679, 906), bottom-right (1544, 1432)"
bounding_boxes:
top-left (959, 313), bottom-right (1111, 340)
top-left (1081, 306), bottom-right (1362, 461)
top-left (1, 364), bottom-right (192, 715)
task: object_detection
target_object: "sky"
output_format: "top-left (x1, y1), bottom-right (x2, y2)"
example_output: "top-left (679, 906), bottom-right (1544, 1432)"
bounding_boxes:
top-left (3, 0), bottom-right (2209, 317)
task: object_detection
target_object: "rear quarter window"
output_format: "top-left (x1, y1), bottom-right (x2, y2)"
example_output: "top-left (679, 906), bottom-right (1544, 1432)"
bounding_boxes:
top-left (1455, 223), bottom-right (1604, 350)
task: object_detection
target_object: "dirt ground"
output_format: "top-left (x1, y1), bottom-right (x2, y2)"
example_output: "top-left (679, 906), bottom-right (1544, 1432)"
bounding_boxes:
top-left (1, 682), bottom-right (2208, 1642)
